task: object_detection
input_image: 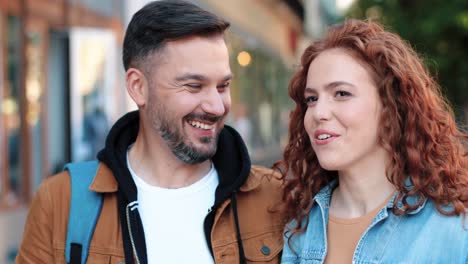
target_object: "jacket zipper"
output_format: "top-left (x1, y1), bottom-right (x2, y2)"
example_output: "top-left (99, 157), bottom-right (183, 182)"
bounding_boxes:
top-left (126, 201), bottom-right (141, 264)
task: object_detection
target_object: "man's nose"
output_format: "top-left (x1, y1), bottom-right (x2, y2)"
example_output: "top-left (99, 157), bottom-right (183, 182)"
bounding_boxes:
top-left (201, 88), bottom-right (226, 117)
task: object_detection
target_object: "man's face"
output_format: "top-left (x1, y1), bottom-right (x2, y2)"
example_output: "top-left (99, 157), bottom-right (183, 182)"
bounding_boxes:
top-left (145, 35), bottom-right (232, 164)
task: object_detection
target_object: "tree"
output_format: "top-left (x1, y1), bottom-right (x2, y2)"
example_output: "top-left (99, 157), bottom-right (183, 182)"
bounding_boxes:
top-left (347, 0), bottom-right (468, 124)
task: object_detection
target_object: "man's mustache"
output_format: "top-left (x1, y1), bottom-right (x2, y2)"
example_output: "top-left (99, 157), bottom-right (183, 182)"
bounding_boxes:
top-left (185, 113), bottom-right (223, 123)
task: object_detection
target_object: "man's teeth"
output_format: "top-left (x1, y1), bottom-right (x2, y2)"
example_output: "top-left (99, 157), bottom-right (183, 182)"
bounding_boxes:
top-left (188, 120), bottom-right (214, 130)
top-left (317, 134), bottom-right (332, 140)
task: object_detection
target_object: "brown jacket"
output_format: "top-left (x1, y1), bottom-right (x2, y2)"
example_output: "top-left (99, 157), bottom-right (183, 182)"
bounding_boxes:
top-left (16, 163), bottom-right (285, 263)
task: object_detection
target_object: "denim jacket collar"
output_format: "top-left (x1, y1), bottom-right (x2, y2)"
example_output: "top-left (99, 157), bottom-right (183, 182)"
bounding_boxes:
top-left (282, 178), bottom-right (468, 264)
top-left (313, 178), bottom-right (428, 216)
top-left (313, 180), bottom-right (337, 209)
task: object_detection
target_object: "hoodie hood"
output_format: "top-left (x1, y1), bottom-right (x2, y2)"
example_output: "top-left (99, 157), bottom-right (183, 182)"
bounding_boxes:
top-left (97, 110), bottom-right (251, 263)
top-left (98, 111), bottom-right (140, 202)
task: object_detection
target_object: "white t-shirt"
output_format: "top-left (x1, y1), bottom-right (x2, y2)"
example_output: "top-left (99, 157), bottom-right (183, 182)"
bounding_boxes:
top-left (127, 153), bottom-right (218, 264)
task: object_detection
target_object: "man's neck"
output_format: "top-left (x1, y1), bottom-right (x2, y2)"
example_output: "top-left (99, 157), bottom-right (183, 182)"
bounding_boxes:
top-left (128, 133), bottom-right (212, 189)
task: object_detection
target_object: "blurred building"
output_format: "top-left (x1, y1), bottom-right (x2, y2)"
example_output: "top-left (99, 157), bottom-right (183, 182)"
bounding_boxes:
top-left (0, 0), bottom-right (333, 262)
top-left (0, 0), bottom-right (125, 262)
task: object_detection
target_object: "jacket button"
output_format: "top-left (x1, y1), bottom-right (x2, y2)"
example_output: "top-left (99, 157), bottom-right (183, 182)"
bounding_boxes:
top-left (261, 245), bottom-right (270, 255)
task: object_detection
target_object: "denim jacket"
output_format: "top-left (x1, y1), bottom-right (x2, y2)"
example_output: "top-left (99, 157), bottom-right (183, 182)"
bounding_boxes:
top-left (281, 181), bottom-right (468, 264)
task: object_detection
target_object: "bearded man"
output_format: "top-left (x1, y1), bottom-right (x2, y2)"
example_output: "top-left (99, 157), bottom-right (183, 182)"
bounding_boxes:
top-left (16, 1), bottom-right (284, 264)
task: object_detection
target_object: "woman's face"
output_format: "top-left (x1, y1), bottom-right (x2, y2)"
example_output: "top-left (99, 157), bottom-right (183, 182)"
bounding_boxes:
top-left (304, 48), bottom-right (385, 172)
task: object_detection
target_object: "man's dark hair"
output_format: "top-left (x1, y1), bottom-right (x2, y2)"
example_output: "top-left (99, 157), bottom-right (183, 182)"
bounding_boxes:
top-left (123, 0), bottom-right (230, 71)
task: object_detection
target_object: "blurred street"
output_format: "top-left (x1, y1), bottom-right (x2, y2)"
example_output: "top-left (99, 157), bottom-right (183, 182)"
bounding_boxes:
top-left (1, 0), bottom-right (467, 263)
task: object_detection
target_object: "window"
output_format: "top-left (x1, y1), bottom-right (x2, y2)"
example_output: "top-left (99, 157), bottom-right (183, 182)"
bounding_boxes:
top-left (1, 15), bottom-right (22, 208)
top-left (226, 33), bottom-right (293, 165)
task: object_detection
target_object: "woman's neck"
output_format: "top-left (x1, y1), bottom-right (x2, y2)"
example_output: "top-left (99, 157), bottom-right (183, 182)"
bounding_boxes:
top-left (330, 151), bottom-right (395, 218)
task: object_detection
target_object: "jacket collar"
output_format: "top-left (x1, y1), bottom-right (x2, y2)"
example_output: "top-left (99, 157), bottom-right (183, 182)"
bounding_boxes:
top-left (89, 162), bottom-right (263, 194)
top-left (89, 163), bottom-right (118, 193)
top-left (313, 179), bottom-right (428, 215)
top-left (239, 173), bottom-right (260, 192)
top-left (238, 166), bottom-right (274, 192)
top-left (387, 177), bottom-right (428, 214)
top-left (313, 179), bottom-right (337, 208)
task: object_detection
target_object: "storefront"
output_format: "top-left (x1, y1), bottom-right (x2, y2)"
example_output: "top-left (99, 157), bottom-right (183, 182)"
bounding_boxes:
top-left (0, 1), bottom-right (125, 262)
top-left (226, 33), bottom-right (294, 164)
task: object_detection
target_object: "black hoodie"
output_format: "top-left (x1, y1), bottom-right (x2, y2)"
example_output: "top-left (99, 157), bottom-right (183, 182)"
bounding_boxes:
top-left (97, 111), bottom-right (251, 264)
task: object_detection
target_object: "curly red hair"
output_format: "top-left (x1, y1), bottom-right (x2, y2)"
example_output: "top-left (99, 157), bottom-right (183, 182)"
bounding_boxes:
top-left (275, 19), bottom-right (468, 239)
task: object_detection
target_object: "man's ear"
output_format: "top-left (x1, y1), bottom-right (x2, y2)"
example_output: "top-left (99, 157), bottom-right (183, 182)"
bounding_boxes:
top-left (126, 68), bottom-right (149, 107)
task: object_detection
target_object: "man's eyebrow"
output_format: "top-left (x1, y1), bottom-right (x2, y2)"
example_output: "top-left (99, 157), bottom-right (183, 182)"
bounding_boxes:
top-left (222, 73), bottom-right (233, 82)
top-left (175, 73), bottom-right (234, 83)
top-left (175, 74), bottom-right (207, 82)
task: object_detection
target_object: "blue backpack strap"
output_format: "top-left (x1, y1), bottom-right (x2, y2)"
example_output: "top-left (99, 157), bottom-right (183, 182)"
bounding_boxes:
top-left (64, 160), bottom-right (103, 264)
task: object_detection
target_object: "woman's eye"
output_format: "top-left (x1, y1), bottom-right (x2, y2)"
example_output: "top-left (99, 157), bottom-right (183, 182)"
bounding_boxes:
top-left (336, 90), bottom-right (352, 97)
top-left (305, 96), bottom-right (318, 104)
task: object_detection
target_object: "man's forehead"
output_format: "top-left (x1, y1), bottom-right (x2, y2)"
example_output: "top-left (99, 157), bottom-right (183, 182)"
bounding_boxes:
top-left (163, 35), bottom-right (227, 55)
top-left (145, 36), bottom-right (230, 74)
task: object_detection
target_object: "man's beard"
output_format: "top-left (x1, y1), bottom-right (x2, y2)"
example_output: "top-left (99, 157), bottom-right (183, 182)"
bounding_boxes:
top-left (149, 102), bottom-right (223, 164)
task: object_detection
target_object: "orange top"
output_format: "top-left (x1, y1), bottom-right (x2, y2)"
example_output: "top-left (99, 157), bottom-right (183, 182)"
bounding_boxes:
top-left (324, 196), bottom-right (391, 264)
